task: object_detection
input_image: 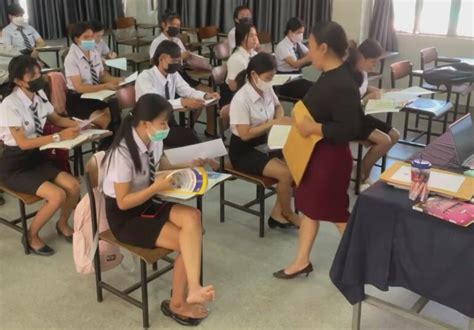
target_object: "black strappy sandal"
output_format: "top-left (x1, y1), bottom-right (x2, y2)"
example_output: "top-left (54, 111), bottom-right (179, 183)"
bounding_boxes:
top-left (160, 300), bottom-right (204, 327)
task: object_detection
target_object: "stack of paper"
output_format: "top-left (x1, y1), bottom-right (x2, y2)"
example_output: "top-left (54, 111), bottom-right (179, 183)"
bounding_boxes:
top-left (268, 125), bottom-right (292, 149)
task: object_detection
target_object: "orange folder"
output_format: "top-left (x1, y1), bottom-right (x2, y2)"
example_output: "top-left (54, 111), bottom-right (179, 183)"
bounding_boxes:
top-left (283, 101), bottom-right (322, 185)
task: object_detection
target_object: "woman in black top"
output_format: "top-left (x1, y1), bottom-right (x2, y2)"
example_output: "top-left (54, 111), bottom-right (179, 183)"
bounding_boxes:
top-left (274, 22), bottom-right (362, 279)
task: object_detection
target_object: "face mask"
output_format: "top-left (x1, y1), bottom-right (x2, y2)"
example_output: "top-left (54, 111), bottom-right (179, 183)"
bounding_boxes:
top-left (238, 17), bottom-right (252, 25)
top-left (167, 26), bottom-right (180, 37)
top-left (165, 62), bottom-right (181, 74)
top-left (27, 77), bottom-right (46, 93)
top-left (80, 39), bottom-right (95, 51)
top-left (291, 33), bottom-right (304, 43)
top-left (12, 16), bottom-right (25, 26)
top-left (254, 75), bottom-right (272, 92)
top-left (149, 126), bottom-right (170, 142)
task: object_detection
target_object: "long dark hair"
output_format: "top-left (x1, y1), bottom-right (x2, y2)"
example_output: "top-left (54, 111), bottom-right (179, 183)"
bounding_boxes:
top-left (235, 52), bottom-right (276, 91)
top-left (311, 21), bottom-right (348, 59)
top-left (234, 23), bottom-right (255, 53)
top-left (103, 94), bottom-right (172, 173)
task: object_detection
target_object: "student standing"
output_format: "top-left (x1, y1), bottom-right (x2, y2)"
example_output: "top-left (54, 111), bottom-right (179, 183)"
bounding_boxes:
top-left (346, 39), bottom-right (400, 186)
top-left (136, 40), bottom-right (219, 148)
top-left (274, 22), bottom-right (362, 278)
top-left (90, 20), bottom-right (117, 60)
top-left (102, 94), bottom-right (214, 325)
top-left (274, 17), bottom-right (313, 100)
top-left (227, 5), bottom-right (253, 51)
top-left (0, 56), bottom-right (81, 255)
top-left (64, 22), bottom-right (123, 130)
top-left (230, 53), bottom-right (301, 227)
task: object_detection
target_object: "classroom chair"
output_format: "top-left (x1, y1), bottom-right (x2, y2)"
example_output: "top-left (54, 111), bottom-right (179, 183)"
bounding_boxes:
top-left (211, 41), bottom-right (230, 66)
top-left (0, 183), bottom-right (42, 255)
top-left (113, 17), bottom-right (151, 54)
top-left (85, 154), bottom-right (174, 329)
top-left (196, 26), bottom-right (219, 57)
top-left (350, 141), bottom-right (387, 195)
top-left (257, 31), bottom-right (274, 53)
top-left (218, 105), bottom-right (277, 238)
top-left (115, 85), bottom-right (136, 112)
top-left (390, 60), bottom-right (453, 147)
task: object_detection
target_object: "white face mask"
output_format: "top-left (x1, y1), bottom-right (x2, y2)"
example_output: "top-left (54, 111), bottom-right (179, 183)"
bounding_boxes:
top-left (291, 32), bottom-right (304, 43)
top-left (254, 75), bottom-right (273, 92)
top-left (12, 16), bottom-right (25, 27)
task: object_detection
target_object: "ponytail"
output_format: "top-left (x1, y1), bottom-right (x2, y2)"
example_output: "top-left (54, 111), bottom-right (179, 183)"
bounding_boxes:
top-left (234, 52), bottom-right (276, 92)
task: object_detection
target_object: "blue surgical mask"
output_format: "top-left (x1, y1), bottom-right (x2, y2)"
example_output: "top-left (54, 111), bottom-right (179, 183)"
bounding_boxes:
top-left (80, 40), bottom-right (96, 51)
top-left (149, 127), bottom-right (170, 142)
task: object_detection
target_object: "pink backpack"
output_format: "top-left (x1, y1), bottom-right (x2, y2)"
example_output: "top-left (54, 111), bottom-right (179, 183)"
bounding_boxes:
top-left (73, 152), bottom-right (123, 274)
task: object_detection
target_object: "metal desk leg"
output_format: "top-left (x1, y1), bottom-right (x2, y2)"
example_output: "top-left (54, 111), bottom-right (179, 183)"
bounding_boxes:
top-left (197, 196), bottom-right (203, 285)
top-left (352, 302), bottom-right (362, 330)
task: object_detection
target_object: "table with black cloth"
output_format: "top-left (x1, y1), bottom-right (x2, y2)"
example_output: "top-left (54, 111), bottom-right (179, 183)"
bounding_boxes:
top-left (330, 132), bottom-right (474, 329)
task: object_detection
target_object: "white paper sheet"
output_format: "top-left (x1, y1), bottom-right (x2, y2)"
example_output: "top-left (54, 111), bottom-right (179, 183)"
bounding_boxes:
top-left (81, 90), bottom-right (116, 101)
top-left (268, 125), bottom-right (292, 149)
top-left (164, 139), bottom-right (228, 165)
top-left (365, 99), bottom-right (402, 115)
top-left (391, 165), bottom-right (465, 193)
top-left (105, 57), bottom-right (127, 71)
top-left (74, 112), bottom-right (105, 129)
top-left (119, 71), bottom-right (138, 86)
top-left (271, 74), bottom-right (302, 86)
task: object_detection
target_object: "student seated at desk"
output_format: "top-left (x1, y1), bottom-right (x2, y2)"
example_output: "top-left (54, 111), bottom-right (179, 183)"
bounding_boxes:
top-left (90, 20), bottom-right (117, 60)
top-left (227, 5), bottom-right (253, 51)
top-left (226, 23), bottom-right (259, 94)
top-left (102, 94), bottom-right (214, 325)
top-left (64, 22), bottom-right (123, 131)
top-left (136, 40), bottom-right (219, 148)
top-left (2, 4), bottom-right (48, 67)
top-left (346, 39), bottom-right (400, 186)
top-left (0, 55), bottom-right (81, 255)
top-left (229, 52), bottom-right (301, 228)
top-left (275, 17), bottom-right (313, 100)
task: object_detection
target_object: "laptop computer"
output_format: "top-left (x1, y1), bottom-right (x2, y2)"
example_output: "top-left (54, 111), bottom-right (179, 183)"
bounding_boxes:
top-left (449, 113), bottom-right (474, 169)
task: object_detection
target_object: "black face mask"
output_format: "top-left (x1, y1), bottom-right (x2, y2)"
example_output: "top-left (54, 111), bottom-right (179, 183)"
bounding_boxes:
top-left (165, 62), bottom-right (181, 74)
top-left (238, 17), bottom-right (252, 25)
top-left (28, 77), bottom-right (46, 93)
top-left (167, 26), bottom-right (180, 37)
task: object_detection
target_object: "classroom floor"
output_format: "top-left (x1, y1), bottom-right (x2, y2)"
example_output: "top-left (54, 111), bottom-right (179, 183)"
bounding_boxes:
top-left (1, 104), bottom-right (473, 330)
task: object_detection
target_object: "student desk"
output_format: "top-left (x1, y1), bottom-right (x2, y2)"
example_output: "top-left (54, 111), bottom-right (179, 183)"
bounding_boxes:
top-left (368, 51), bottom-right (399, 88)
top-left (36, 45), bottom-right (65, 68)
top-left (330, 132), bottom-right (474, 329)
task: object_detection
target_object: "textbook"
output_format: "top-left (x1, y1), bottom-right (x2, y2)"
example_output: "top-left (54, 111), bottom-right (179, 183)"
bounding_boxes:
top-left (364, 87), bottom-right (435, 115)
top-left (268, 125), bottom-right (291, 149)
top-left (271, 74), bottom-right (303, 86)
top-left (157, 168), bottom-right (232, 201)
top-left (39, 129), bottom-right (111, 150)
top-left (412, 196), bottom-right (474, 227)
top-left (81, 90), bottom-right (116, 101)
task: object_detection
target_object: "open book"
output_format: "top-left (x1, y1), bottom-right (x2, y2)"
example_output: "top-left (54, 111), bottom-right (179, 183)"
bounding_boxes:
top-left (364, 87), bottom-right (435, 115)
top-left (157, 168), bottom-right (231, 200)
top-left (272, 74), bottom-right (303, 86)
top-left (412, 196), bottom-right (474, 227)
top-left (39, 129), bottom-right (110, 150)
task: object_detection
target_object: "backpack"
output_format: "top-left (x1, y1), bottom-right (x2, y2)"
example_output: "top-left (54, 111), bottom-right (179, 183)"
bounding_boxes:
top-left (423, 62), bottom-right (474, 87)
top-left (73, 151), bottom-right (123, 274)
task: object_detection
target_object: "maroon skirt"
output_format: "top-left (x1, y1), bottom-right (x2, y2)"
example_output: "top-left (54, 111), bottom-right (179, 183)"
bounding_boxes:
top-left (295, 140), bottom-right (352, 223)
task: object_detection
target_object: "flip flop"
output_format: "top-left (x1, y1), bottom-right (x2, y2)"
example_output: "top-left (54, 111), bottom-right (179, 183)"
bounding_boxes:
top-left (160, 300), bottom-right (204, 326)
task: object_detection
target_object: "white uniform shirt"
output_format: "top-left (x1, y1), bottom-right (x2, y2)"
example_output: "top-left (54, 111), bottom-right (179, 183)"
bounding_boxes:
top-left (103, 128), bottom-right (164, 198)
top-left (275, 36), bottom-right (308, 73)
top-left (226, 46), bottom-right (257, 84)
top-left (149, 33), bottom-right (186, 59)
top-left (0, 88), bottom-right (53, 146)
top-left (2, 23), bottom-right (41, 50)
top-left (229, 81), bottom-right (280, 136)
top-left (359, 71), bottom-right (369, 97)
top-left (95, 39), bottom-right (111, 57)
top-left (227, 27), bottom-right (236, 51)
top-left (135, 66), bottom-right (205, 109)
top-left (64, 43), bottom-right (104, 90)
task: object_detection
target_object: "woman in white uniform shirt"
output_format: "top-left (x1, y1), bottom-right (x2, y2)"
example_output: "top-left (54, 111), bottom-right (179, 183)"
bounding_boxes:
top-left (90, 20), bottom-right (117, 60)
top-left (0, 56), bottom-right (81, 255)
top-left (64, 22), bottom-right (123, 130)
top-left (102, 94), bottom-right (214, 325)
top-left (229, 53), bottom-right (301, 228)
top-left (227, 5), bottom-right (252, 50)
top-left (274, 17), bottom-right (313, 100)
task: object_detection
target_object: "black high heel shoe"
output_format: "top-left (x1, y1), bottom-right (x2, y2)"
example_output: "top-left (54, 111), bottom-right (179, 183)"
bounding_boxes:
top-left (21, 235), bottom-right (55, 256)
top-left (268, 217), bottom-right (296, 229)
top-left (273, 263), bottom-right (314, 279)
top-left (56, 223), bottom-right (73, 243)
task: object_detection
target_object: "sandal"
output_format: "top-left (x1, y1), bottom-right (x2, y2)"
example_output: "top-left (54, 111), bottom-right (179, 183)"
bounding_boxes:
top-left (160, 300), bottom-right (203, 326)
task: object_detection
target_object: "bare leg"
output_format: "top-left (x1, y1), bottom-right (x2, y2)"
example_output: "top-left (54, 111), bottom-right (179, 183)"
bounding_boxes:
top-left (53, 172), bottom-right (81, 236)
top-left (334, 222), bottom-right (346, 235)
top-left (263, 158), bottom-right (300, 226)
top-left (282, 216), bottom-right (320, 274)
top-left (361, 130), bottom-right (392, 182)
top-left (30, 182), bottom-right (66, 249)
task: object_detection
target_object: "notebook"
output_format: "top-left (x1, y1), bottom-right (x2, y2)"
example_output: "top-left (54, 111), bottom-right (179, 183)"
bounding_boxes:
top-left (39, 129), bottom-right (110, 150)
top-left (81, 90), bottom-right (116, 101)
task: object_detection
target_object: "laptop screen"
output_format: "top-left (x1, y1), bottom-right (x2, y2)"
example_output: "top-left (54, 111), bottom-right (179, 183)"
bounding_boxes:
top-left (449, 114), bottom-right (474, 164)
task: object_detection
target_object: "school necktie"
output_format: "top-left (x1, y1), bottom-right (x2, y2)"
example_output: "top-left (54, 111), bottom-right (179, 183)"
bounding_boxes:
top-left (294, 44), bottom-right (302, 60)
top-left (17, 27), bottom-right (33, 50)
top-left (84, 57), bottom-right (100, 85)
top-left (147, 150), bottom-right (162, 204)
top-left (30, 102), bottom-right (43, 136)
top-left (164, 81), bottom-right (170, 99)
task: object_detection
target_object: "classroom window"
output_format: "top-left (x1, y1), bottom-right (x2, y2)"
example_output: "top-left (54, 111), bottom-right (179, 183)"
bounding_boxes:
top-left (19, 0), bottom-right (29, 20)
top-left (392, 0), bottom-right (474, 37)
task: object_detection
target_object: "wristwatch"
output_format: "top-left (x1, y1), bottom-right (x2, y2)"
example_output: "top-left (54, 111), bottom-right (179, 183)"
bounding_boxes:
top-left (52, 133), bottom-right (61, 143)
